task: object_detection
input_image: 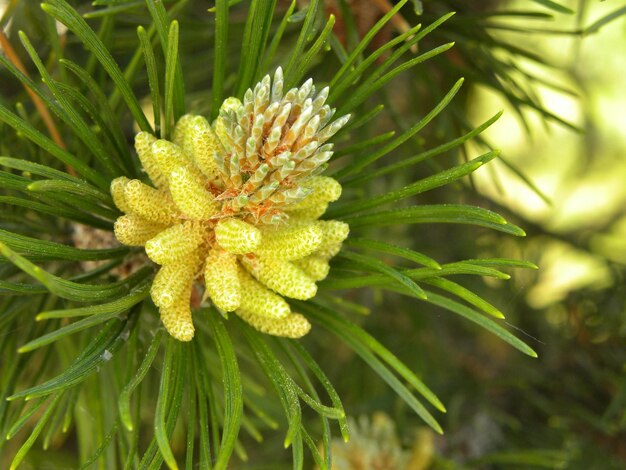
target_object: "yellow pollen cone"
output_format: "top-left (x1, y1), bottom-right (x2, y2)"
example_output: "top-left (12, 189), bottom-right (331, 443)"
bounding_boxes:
top-left (317, 220), bottom-right (350, 245)
top-left (215, 218), bottom-right (261, 254)
top-left (254, 223), bottom-right (323, 260)
top-left (151, 253), bottom-right (201, 308)
top-left (293, 255), bottom-right (330, 281)
top-left (285, 201), bottom-right (329, 221)
top-left (241, 255), bottom-right (317, 300)
top-left (169, 165), bottom-right (219, 220)
top-left (204, 249), bottom-right (241, 311)
top-left (145, 221), bottom-right (206, 265)
top-left (238, 267), bottom-right (291, 319)
top-left (123, 179), bottom-right (180, 225)
top-left (110, 176), bottom-right (132, 213)
top-left (288, 176), bottom-right (342, 210)
top-left (160, 294), bottom-right (195, 342)
top-left (174, 114), bottom-right (222, 180)
top-left (113, 214), bottom-right (167, 246)
top-left (135, 132), bottom-right (167, 189)
top-left (236, 308), bottom-right (311, 338)
top-left (114, 72), bottom-right (351, 342)
top-left (150, 139), bottom-right (195, 183)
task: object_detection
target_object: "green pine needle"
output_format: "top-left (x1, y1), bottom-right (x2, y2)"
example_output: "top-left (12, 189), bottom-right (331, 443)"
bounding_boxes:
top-left (0, 1), bottom-right (556, 467)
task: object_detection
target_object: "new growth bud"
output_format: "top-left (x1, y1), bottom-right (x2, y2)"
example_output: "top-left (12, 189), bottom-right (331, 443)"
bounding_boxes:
top-left (111, 68), bottom-right (350, 341)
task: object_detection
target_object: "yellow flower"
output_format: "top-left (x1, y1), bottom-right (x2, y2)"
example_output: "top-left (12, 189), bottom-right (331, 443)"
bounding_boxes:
top-left (111, 68), bottom-right (349, 341)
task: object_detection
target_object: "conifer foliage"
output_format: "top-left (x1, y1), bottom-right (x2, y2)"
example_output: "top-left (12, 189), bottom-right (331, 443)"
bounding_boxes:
top-left (0, 1), bottom-right (542, 468)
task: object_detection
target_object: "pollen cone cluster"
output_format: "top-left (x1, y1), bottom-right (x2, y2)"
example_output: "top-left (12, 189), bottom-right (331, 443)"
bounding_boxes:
top-left (111, 68), bottom-right (349, 341)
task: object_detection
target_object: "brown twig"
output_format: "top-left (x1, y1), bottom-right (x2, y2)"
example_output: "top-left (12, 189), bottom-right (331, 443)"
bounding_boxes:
top-left (0, 30), bottom-right (66, 149)
top-left (0, 30), bottom-right (78, 173)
